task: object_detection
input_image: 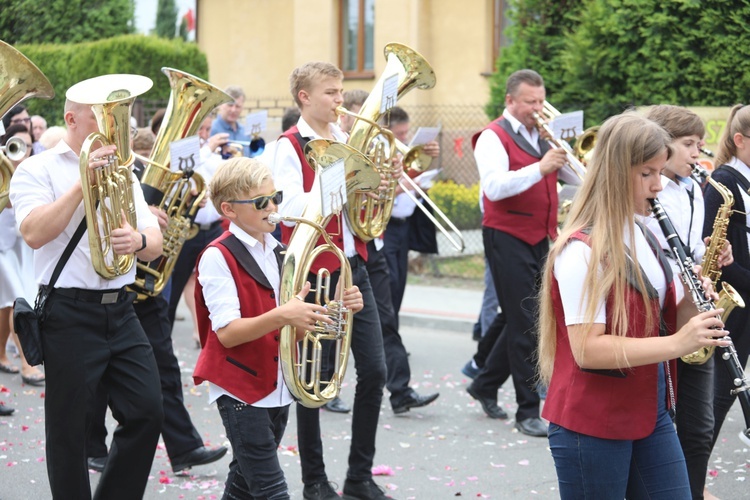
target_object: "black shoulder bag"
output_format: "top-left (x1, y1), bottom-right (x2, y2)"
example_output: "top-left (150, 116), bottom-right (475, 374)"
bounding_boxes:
top-left (13, 216), bottom-right (88, 366)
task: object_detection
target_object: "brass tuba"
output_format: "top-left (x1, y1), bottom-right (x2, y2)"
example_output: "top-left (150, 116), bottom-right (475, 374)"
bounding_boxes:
top-left (342, 42), bottom-right (436, 241)
top-left (67, 74), bottom-right (153, 279)
top-left (269, 140), bottom-right (380, 408)
top-left (0, 40), bottom-right (55, 214)
top-left (130, 68), bottom-right (233, 299)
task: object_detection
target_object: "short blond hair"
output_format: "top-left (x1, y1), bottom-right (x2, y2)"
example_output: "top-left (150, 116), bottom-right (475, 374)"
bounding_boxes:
top-left (289, 62), bottom-right (343, 107)
top-left (210, 157), bottom-right (273, 214)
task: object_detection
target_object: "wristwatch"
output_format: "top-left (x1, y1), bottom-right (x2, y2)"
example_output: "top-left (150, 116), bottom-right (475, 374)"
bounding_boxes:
top-left (138, 233), bottom-right (147, 252)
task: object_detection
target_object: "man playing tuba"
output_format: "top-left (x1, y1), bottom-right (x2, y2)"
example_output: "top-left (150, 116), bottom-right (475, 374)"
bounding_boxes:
top-left (9, 91), bottom-right (164, 498)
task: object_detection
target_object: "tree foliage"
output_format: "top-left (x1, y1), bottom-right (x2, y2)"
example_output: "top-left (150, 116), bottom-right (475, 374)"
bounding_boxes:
top-left (487, 0), bottom-right (750, 125)
top-left (155, 0), bottom-right (178, 38)
top-left (0, 0), bottom-right (135, 44)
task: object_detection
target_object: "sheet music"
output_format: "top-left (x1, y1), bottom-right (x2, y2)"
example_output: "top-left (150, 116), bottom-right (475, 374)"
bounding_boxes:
top-left (319, 158), bottom-right (346, 218)
top-left (414, 169), bottom-right (440, 190)
top-left (550, 110), bottom-right (584, 141)
top-left (380, 74), bottom-right (399, 114)
top-left (245, 110), bottom-right (268, 135)
top-left (408, 126), bottom-right (441, 147)
top-left (169, 136), bottom-right (201, 172)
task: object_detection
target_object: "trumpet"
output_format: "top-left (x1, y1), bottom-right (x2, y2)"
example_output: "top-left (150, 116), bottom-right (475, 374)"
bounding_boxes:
top-left (222, 136), bottom-right (266, 158)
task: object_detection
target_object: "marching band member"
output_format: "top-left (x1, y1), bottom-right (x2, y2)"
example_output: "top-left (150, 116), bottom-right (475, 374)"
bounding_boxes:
top-left (9, 97), bottom-right (164, 499)
top-left (538, 112), bottom-right (726, 498)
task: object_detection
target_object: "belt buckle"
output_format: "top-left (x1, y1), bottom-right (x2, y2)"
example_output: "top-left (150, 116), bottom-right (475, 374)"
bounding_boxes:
top-left (101, 292), bottom-right (119, 304)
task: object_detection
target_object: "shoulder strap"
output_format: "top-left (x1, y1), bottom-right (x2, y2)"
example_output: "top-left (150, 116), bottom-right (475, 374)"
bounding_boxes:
top-left (48, 215), bottom-right (88, 290)
top-left (715, 164), bottom-right (750, 192)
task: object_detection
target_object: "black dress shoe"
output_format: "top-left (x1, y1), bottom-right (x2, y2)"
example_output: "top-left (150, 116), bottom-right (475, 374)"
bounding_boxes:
top-left (87, 455), bottom-right (107, 472)
top-left (514, 417), bottom-right (548, 437)
top-left (324, 396), bottom-right (351, 414)
top-left (0, 405), bottom-right (15, 416)
top-left (171, 445), bottom-right (228, 473)
top-left (392, 391), bottom-right (440, 414)
top-left (303, 481), bottom-right (341, 499)
top-left (342, 478), bottom-right (389, 499)
top-left (466, 385), bottom-right (508, 419)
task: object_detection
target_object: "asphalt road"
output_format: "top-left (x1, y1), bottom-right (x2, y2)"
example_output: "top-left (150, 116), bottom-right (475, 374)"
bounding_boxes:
top-left (0, 300), bottom-right (748, 499)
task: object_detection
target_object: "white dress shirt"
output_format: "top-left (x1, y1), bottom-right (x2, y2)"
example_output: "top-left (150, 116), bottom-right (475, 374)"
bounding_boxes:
top-left (555, 219), bottom-right (667, 326)
top-left (272, 117), bottom-right (359, 257)
top-left (475, 109), bottom-right (580, 202)
top-left (9, 139), bottom-right (158, 290)
top-left (725, 157), bottom-right (750, 252)
top-left (194, 146), bottom-right (224, 225)
top-left (197, 222), bottom-right (293, 408)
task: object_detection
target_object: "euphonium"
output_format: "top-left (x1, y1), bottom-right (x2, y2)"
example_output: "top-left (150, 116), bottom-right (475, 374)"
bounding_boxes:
top-left (66, 74), bottom-right (153, 279)
top-left (342, 42), bottom-right (436, 241)
top-left (270, 140), bottom-right (380, 408)
top-left (681, 163), bottom-right (746, 364)
top-left (131, 68), bottom-right (233, 299)
top-left (0, 40), bottom-right (55, 214)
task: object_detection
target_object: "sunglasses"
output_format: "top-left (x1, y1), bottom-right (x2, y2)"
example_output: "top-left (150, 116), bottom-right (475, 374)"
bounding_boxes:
top-left (229, 190), bottom-right (283, 210)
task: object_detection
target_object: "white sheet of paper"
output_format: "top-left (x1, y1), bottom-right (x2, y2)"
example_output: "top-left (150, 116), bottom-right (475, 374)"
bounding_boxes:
top-left (245, 110), bottom-right (268, 135)
top-left (380, 74), bottom-right (399, 114)
top-left (169, 136), bottom-right (201, 172)
top-left (550, 110), bottom-right (584, 141)
top-left (319, 158), bottom-right (346, 218)
top-left (408, 126), bottom-right (441, 147)
top-left (0, 121), bottom-right (5, 137)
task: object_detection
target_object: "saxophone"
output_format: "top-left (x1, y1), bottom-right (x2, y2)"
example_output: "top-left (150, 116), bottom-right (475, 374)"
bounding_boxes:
top-left (681, 164), bottom-right (746, 364)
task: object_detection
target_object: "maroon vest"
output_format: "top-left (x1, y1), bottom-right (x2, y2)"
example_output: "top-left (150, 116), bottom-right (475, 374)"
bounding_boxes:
top-left (193, 232), bottom-right (283, 404)
top-left (472, 118), bottom-right (558, 245)
top-left (541, 229), bottom-right (678, 440)
top-left (279, 126), bottom-right (367, 273)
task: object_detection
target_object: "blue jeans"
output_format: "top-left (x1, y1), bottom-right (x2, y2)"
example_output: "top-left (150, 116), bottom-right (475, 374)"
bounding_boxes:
top-left (479, 257), bottom-right (499, 337)
top-left (216, 396), bottom-right (290, 500)
top-left (548, 370), bottom-right (690, 499)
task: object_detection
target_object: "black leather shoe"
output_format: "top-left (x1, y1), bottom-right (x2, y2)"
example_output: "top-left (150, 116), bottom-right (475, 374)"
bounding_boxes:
top-left (171, 445), bottom-right (228, 473)
top-left (392, 391), bottom-right (439, 414)
top-left (0, 405), bottom-right (14, 416)
top-left (303, 481), bottom-right (341, 499)
top-left (87, 455), bottom-right (107, 472)
top-left (466, 385), bottom-right (508, 419)
top-left (342, 478), bottom-right (389, 499)
top-left (324, 396), bottom-right (351, 414)
top-left (514, 417), bottom-right (548, 437)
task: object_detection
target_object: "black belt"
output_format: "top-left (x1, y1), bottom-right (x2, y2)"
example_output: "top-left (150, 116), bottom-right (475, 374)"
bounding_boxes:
top-left (389, 217), bottom-right (408, 225)
top-left (52, 287), bottom-right (128, 304)
top-left (198, 220), bottom-right (222, 231)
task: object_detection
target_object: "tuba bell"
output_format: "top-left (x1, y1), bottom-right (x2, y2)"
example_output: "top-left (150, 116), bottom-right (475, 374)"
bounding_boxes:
top-left (0, 40), bottom-right (55, 214)
top-left (66, 74), bottom-right (153, 279)
top-left (130, 68), bottom-right (233, 299)
top-left (341, 43), bottom-right (436, 241)
top-left (270, 140), bottom-right (380, 408)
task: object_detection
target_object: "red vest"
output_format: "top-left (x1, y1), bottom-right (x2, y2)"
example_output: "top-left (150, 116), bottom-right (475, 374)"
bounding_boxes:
top-left (193, 232), bottom-right (282, 404)
top-left (472, 118), bottom-right (558, 245)
top-left (541, 229), bottom-right (678, 440)
top-left (279, 127), bottom-right (367, 273)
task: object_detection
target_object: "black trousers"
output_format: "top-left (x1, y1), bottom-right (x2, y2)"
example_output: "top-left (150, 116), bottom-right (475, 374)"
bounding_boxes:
top-left (167, 222), bottom-right (224, 327)
top-left (472, 227), bottom-right (544, 421)
top-left (383, 217), bottom-right (411, 318)
top-left (88, 294), bottom-right (204, 460)
top-left (366, 240), bottom-right (413, 404)
top-left (43, 289), bottom-right (163, 500)
top-left (297, 257), bottom-right (386, 484)
top-left (676, 357), bottom-right (715, 499)
top-left (473, 311), bottom-right (507, 370)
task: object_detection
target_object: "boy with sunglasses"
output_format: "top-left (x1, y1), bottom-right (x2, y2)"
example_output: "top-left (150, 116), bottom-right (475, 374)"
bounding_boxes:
top-left (192, 157), bottom-right (364, 498)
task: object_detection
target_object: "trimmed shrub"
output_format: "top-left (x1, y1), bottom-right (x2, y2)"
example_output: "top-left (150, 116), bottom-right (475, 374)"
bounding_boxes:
top-left (428, 180), bottom-right (482, 230)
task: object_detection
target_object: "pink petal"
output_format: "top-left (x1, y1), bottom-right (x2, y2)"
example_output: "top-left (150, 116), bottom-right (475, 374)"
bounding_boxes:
top-left (372, 464), bottom-right (394, 476)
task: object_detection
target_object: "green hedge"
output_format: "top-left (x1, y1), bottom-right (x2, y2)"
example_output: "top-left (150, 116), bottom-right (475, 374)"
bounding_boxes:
top-left (14, 35), bottom-right (208, 125)
top-left (428, 180), bottom-right (482, 230)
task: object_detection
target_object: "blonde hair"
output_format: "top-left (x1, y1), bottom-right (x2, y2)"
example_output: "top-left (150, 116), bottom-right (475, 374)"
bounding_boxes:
top-left (537, 112), bottom-right (671, 383)
top-left (716, 104), bottom-right (750, 166)
top-left (210, 157), bottom-right (273, 214)
top-left (289, 62), bottom-right (343, 107)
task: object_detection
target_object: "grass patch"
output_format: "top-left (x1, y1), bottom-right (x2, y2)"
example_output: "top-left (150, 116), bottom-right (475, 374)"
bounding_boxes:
top-left (407, 253), bottom-right (485, 290)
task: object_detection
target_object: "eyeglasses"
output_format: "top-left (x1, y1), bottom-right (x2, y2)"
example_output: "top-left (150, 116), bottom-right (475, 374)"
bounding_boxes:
top-left (229, 191), bottom-right (283, 210)
top-left (10, 117), bottom-right (31, 125)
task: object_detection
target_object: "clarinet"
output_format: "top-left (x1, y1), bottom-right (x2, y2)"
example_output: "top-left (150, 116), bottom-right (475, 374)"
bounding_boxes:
top-left (649, 198), bottom-right (750, 444)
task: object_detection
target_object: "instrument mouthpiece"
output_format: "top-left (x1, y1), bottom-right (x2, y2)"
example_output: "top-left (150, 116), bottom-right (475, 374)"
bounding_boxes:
top-left (268, 212), bottom-right (283, 224)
